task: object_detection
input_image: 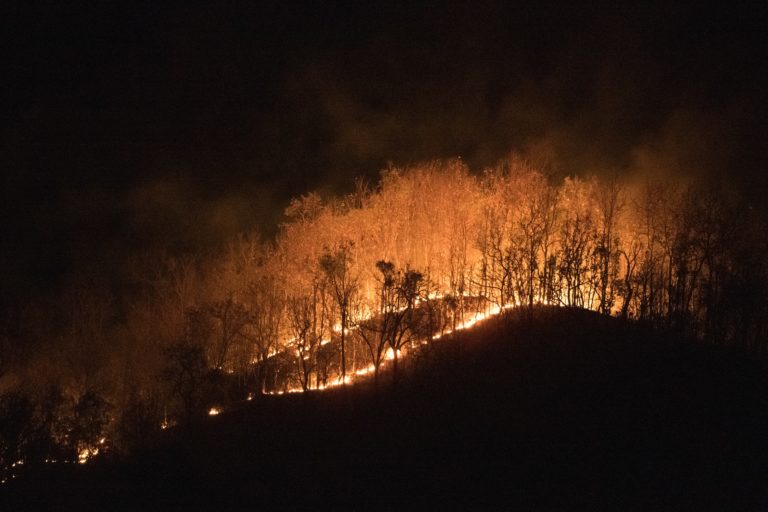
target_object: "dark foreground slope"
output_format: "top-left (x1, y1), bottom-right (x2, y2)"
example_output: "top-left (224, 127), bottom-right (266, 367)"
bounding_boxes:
top-left (5, 307), bottom-right (768, 510)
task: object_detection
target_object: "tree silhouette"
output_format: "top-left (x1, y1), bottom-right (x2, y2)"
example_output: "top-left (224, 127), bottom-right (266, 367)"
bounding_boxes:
top-left (320, 243), bottom-right (358, 385)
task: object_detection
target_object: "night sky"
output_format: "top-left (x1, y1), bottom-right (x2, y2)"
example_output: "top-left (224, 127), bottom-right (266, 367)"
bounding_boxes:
top-left (2, 1), bottom-right (767, 299)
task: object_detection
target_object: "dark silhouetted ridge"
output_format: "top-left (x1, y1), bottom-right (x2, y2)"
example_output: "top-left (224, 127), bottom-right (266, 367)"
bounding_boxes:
top-left (4, 307), bottom-right (768, 511)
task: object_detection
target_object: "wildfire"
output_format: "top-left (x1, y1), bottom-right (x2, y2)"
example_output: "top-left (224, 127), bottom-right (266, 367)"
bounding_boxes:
top-left (385, 348), bottom-right (401, 360)
top-left (78, 446), bottom-right (99, 464)
top-left (254, 299), bottom-right (516, 398)
top-left (432, 303), bottom-right (510, 340)
top-left (208, 407), bottom-right (222, 416)
top-left (355, 364), bottom-right (375, 376)
top-left (160, 416), bottom-right (176, 430)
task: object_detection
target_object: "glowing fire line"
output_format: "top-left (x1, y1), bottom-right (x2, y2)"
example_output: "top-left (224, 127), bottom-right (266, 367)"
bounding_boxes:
top-left (40, 299), bottom-right (514, 471)
top-left (262, 301), bottom-right (513, 396)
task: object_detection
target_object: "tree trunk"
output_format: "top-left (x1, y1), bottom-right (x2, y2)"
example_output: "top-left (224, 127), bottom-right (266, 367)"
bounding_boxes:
top-left (391, 348), bottom-right (399, 387)
top-left (340, 309), bottom-right (347, 384)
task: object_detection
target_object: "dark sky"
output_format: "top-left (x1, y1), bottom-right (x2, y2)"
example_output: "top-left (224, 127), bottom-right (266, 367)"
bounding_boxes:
top-left (2, 1), bottom-right (767, 298)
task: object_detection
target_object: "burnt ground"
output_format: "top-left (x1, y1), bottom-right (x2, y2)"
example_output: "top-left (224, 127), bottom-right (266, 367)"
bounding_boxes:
top-left (4, 307), bottom-right (768, 510)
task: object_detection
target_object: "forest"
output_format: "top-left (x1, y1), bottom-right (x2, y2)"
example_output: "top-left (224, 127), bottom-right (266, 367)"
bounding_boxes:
top-left (1, 157), bottom-right (767, 479)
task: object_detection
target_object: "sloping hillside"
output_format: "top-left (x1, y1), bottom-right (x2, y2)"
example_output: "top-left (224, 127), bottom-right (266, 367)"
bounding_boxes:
top-left (5, 307), bottom-right (768, 510)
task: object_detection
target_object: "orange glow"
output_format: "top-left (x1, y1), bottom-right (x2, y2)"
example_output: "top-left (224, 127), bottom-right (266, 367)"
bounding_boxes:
top-left (77, 446), bottom-right (99, 464)
top-left (385, 348), bottom-right (401, 360)
top-left (247, 299), bottom-right (519, 401)
top-left (355, 364), bottom-right (376, 376)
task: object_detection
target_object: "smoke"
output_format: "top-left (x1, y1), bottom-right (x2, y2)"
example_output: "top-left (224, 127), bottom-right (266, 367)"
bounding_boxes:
top-left (278, 1), bottom-right (766, 196)
top-left (1, 1), bottom-right (765, 300)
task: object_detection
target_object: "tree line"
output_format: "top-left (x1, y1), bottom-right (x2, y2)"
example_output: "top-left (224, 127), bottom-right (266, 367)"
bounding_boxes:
top-left (1, 157), bottom-right (766, 470)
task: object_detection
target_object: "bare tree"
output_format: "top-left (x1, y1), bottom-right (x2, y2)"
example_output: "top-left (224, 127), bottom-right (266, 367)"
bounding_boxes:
top-left (320, 243), bottom-right (358, 384)
top-left (162, 309), bottom-right (209, 423)
top-left (286, 281), bottom-right (327, 391)
top-left (591, 177), bottom-right (625, 315)
top-left (354, 262), bottom-right (394, 384)
top-left (368, 261), bottom-right (426, 383)
top-left (207, 294), bottom-right (251, 371)
top-left (617, 232), bottom-right (643, 319)
top-left (245, 275), bottom-right (284, 393)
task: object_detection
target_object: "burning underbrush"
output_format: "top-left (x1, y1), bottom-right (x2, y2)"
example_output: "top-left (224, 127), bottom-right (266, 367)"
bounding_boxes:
top-left (2, 160), bottom-right (767, 502)
top-left (5, 306), bottom-right (768, 510)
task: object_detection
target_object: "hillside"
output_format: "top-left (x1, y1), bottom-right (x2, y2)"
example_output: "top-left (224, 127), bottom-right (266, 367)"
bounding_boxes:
top-left (4, 307), bottom-right (768, 510)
